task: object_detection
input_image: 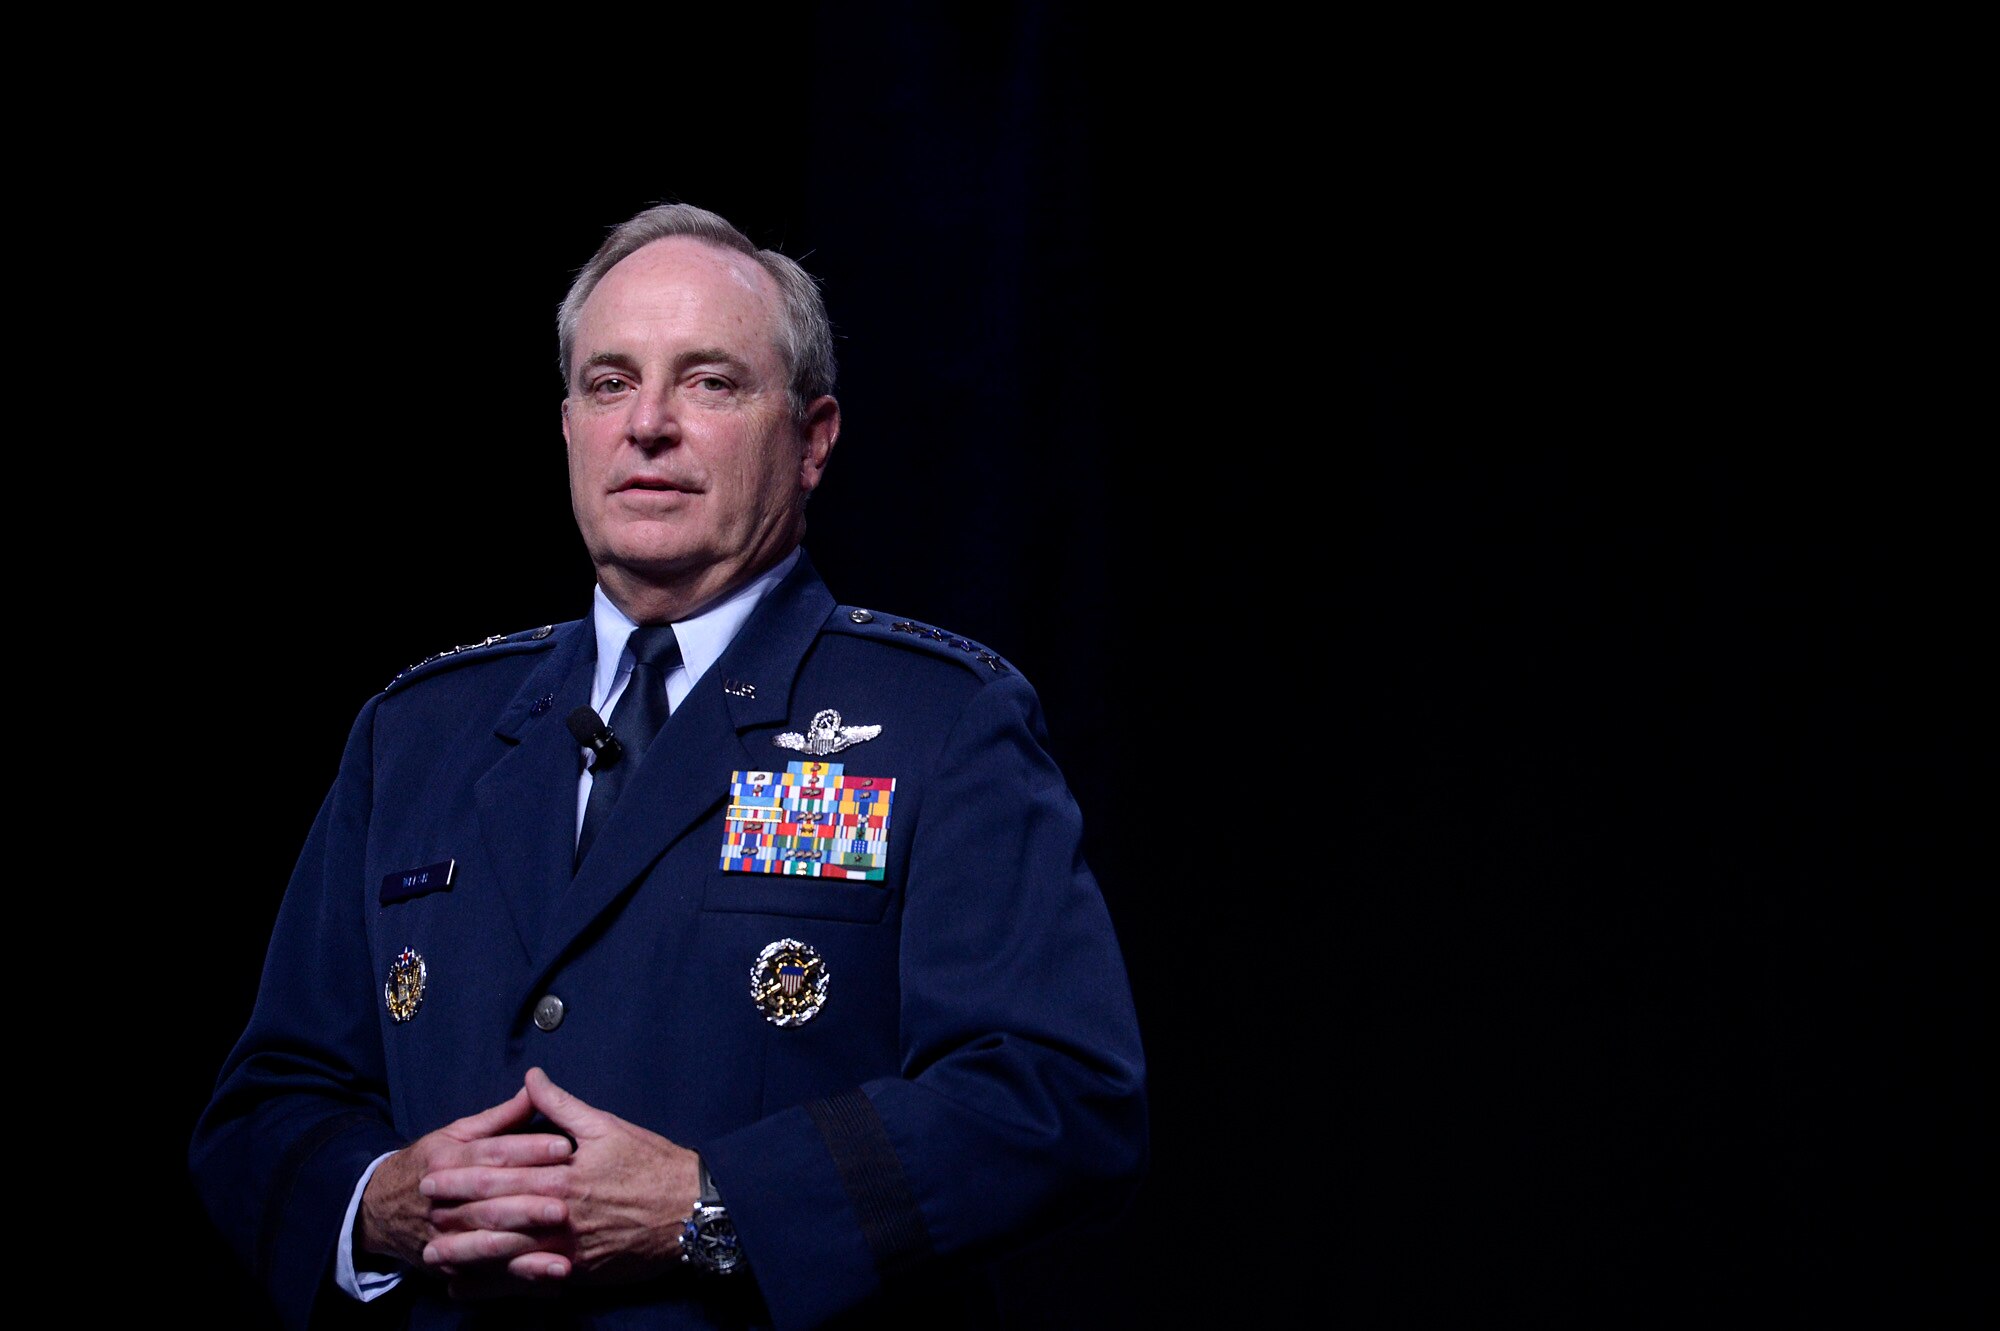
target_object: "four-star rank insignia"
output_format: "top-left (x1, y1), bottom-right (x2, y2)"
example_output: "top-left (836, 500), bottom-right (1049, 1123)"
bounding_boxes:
top-left (384, 947), bottom-right (427, 1023)
top-left (751, 938), bottom-right (829, 1026)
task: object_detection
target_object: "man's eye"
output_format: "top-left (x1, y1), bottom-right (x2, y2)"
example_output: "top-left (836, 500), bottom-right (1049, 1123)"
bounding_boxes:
top-left (695, 375), bottom-right (730, 392)
top-left (593, 376), bottom-right (631, 395)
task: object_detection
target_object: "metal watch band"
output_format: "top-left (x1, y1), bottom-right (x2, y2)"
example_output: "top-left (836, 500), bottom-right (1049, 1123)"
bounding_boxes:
top-left (682, 1156), bottom-right (745, 1275)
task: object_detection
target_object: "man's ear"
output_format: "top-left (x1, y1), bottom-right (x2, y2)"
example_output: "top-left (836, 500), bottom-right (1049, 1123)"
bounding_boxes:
top-left (798, 396), bottom-right (841, 494)
top-left (560, 396), bottom-right (572, 451)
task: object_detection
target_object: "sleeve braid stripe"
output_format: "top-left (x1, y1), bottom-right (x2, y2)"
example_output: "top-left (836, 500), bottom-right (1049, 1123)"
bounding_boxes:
top-left (806, 1089), bottom-right (936, 1278)
top-left (254, 1110), bottom-right (381, 1287)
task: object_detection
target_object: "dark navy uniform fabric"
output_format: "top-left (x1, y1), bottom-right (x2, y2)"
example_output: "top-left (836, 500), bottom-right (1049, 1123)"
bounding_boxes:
top-left (190, 553), bottom-right (1147, 1329)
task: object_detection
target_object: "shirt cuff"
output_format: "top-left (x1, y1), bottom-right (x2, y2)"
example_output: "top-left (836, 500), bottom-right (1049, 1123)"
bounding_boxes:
top-left (334, 1151), bottom-right (406, 1301)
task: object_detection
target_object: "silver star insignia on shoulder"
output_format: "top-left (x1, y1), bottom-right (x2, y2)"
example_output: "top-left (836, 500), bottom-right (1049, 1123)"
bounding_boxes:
top-left (773, 708), bottom-right (882, 756)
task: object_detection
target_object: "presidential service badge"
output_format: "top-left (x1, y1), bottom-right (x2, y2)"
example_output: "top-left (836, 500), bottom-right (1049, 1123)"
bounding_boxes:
top-left (384, 947), bottom-right (427, 1023)
top-left (751, 938), bottom-right (829, 1026)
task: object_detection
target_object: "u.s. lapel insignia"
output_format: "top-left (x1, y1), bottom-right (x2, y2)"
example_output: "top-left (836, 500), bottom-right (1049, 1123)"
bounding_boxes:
top-left (751, 938), bottom-right (828, 1026)
top-left (773, 708), bottom-right (881, 756)
top-left (384, 947), bottom-right (427, 1023)
top-left (721, 763), bottom-right (895, 880)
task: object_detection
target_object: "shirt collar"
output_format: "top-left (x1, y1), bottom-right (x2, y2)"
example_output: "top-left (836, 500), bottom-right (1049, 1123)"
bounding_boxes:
top-left (589, 548), bottom-right (801, 709)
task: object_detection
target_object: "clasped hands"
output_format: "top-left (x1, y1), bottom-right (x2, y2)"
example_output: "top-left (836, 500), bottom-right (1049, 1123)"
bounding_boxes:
top-left (359, 1066), bottom-right (703, 1299)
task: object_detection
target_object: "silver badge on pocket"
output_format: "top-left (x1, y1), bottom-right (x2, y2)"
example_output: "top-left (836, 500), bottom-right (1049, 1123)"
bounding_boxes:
top-left (750, 938), bottom-right (828, 1026)
top-left (384, 947), bottom-right (427, 1023)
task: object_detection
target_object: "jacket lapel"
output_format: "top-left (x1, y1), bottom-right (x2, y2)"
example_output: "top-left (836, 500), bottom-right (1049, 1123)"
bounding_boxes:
top-left (530, 554), bottom-right (837, 983)
top-left (473, 622), bottom-right (596, 961)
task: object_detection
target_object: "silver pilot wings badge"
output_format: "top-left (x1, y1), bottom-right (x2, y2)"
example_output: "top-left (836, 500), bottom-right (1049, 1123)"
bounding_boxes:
top-left (773, 708), bottom-right (882, 756)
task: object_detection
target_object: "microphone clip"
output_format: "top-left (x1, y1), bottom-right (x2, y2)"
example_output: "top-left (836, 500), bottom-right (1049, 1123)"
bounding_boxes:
top-left (565, 706), bottom-right (625, 770)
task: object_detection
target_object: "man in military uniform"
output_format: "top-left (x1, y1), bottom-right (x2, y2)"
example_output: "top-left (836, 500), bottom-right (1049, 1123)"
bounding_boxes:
top-left (190, 203), bottom-right (1146, 1328)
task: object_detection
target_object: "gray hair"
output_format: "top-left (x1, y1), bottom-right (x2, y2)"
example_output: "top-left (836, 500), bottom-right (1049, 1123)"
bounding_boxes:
top-left (556, 203), bottom-right (836, 423)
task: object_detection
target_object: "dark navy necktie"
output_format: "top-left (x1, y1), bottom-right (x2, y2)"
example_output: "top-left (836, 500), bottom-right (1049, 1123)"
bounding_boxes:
top-left (576, 625), bottom-right (681, 868)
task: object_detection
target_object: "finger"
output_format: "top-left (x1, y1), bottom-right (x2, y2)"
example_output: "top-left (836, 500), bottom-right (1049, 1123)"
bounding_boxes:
top-left (421, 1163), bottom-right (578, 1203)
top-left (506, 1250), bottom-right (572, 1283)
top-left (523, 1066), bottom-right (604, 1136)
top-left (457, 1131), bottom-right (574, 1168)
top-left (422, 1130), bottom-right (569, 1175)
top-left (430, 1194), bottom-right (568, 1234)
top-left (444, 1084), bottom-right (535, 1141)
top-left (423, 1225), bottom-right (557, 1271)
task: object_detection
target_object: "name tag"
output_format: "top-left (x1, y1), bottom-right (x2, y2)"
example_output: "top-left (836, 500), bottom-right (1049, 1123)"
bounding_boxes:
top-left (380, 859), bottom-right (456, 905)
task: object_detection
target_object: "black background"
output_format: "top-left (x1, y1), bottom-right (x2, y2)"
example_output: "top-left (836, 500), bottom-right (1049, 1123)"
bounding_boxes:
top-left (88, 9), bottom-right (1980, 1326)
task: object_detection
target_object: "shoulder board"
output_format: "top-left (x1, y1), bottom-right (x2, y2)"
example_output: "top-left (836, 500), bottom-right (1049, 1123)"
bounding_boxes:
top-left (827, 606), bottom-right (1012, 676)
top-left (385, 622), bottom-right (564, 693)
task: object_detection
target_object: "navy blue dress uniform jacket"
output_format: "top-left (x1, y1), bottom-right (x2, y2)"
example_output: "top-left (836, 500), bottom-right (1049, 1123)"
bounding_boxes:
top-left (190, 553), bottom-right (1147, 1329)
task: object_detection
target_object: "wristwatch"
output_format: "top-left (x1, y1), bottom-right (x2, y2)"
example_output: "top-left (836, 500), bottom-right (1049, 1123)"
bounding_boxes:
top-left (680, 1156), bottom-right (747, 1276)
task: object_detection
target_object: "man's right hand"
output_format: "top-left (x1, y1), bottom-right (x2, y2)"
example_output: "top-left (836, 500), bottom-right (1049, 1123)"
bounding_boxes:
top-left (357, 1084), bottom-right (576, 1285)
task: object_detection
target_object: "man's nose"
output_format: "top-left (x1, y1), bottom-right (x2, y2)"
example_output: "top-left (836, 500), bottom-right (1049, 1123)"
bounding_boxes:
top-left (625, 382), bottom-right (681, 449)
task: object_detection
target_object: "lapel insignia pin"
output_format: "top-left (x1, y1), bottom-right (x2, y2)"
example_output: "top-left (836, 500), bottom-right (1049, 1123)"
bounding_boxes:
top-left (751, 938), bottom-right (829, 1026)
top-left (774, 708), bottom-right (881, 756)
top-left (384, 947), bottom-right (427, 1023)
top-left (723, 679), bottom-right (757, 698)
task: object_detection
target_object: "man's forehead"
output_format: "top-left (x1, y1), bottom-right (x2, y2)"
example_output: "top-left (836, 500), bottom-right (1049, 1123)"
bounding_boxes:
top-left (595, 236), bottom-right (778, 311)
top-left (571, 238), bottom-right (785, 382)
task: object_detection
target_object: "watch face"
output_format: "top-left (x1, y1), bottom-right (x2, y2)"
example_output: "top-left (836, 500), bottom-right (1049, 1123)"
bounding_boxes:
top-left (683, 1205), bottom-right (745, 1275)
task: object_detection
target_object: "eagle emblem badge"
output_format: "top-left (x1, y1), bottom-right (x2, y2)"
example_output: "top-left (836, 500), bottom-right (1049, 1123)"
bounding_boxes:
top-left (751, 938), bottom-right (829, 1026)
top-left (384, 947), bottom-right (427, 1023)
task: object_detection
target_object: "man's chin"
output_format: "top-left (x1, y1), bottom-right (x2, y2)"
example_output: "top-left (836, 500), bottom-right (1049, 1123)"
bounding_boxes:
top-left (594, 549), bottom-right (758, 619)
top-left (598, 549), bottom-right (710, 587)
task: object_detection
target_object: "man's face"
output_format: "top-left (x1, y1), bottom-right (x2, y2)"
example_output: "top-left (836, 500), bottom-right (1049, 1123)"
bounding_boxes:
top-left (562, 236), bottom-right (838, 617)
